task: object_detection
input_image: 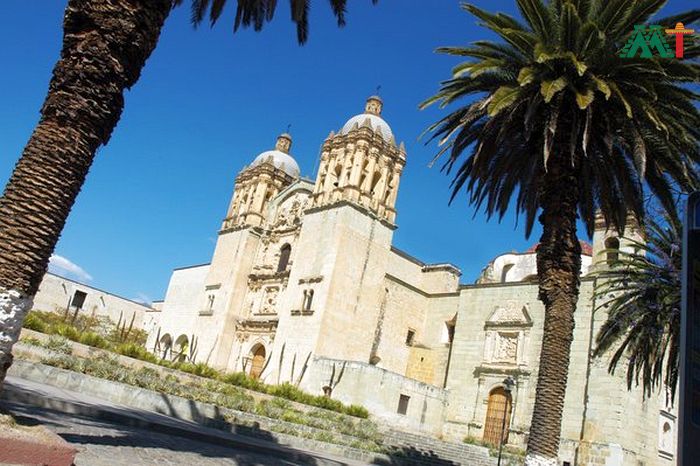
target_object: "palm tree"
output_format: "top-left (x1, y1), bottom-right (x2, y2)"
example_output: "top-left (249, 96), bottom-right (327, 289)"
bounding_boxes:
top-left (594, 211), bottom-right (681, 403)
top-left (422, 1), bottom-right (699, 464)
top-left (0, 0), bottom-right (375, 388)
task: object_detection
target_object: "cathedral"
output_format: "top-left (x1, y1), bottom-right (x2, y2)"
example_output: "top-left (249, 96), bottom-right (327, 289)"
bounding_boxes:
top-left (147, 96), bottom-right (675, 465)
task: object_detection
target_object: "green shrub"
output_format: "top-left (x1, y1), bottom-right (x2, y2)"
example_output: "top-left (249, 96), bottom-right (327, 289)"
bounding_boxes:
top-left (310, 395), bottom-right (344, 412)
top-left (344, 404), bottom-right (369, 419)
top-left (219, 372), bottom-right (267, 392)
top-left (267, 383), bottom-right (312, 404)
top-left (77, 331), bottom-right (109, 349)
top-left (19, 336), bottom-right (42, 346)
top-left (53, 324), bottom-right (81, 342)
top-left (44, 336), bottom-right (72, 355)
top-left (23, 312), bottom-right (47, 333)
top-left (178, 362), bottom-right (219, 379)
top-left (115, 343), bottom-right (158, 363)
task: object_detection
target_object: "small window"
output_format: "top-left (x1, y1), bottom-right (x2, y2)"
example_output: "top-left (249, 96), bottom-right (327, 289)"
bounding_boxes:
top-left (277, 244), bottom-right (292, 273)
top-left (397, 394), bottom-right (410, 415)
top-left (302, 289), bottom-right (314, 311)
top-left (605, 237), bottom-right (620, 265)
top-left (71, 290), bottom-right (87, 309)
top-left (405, 329), bottom-right (416, 346)
top-left (207, 294), bottom-right (215, 310)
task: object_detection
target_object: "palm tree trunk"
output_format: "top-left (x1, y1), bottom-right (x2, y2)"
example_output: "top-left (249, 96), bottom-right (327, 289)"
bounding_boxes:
top-left (0, 0), bottom-right (172, 388)
top-left (525, 154), bottom-right (582, 466)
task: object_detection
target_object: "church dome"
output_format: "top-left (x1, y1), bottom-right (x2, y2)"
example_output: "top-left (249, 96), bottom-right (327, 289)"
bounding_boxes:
top-left (340, 96), bottom-right (394, 141)
top-left (249, 133), bottom-right (300, 177)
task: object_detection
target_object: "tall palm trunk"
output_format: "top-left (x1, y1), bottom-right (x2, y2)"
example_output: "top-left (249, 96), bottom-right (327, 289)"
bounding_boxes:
top-left (0, 0), bottom-right (172, 388)
top-left (525, 154), bottom-right (582, 466)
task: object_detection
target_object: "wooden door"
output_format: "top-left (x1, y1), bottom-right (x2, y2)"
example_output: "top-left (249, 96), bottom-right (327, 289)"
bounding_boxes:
top-left (483, 387), bottom-right (512, 445)
top-left (249, 346), bottom-right (266, 380)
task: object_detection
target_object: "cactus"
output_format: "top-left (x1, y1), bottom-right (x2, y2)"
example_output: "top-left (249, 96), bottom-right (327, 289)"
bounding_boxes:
top-left (325, 361), bottom-right (347, 397)
top-left (188, 334), bottom-right (199, 362)
top-left (119, 312), bottom-right (135, 342)
top-left (276, 343), bottom-right (286, 384)
top-left (115, 311), bottom-right (123, 333)
top-left (290, 353), bottom-right (297, 383)
top-left (153, 327), bottom-right (162, 353)
top-left (295, 352), bottom-right (311, 387)
top-left (260, 347), bottom-right (274, 375)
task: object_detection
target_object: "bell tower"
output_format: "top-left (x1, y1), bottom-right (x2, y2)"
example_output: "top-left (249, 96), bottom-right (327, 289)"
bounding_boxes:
top-left (223, 133), bottom-right (299, 229)
top-left (312, 96), bottom-right (406, 224)
top-left (196, 133), bottom-right (300, 368)
top-left (591, 211), bottom-right (644, 271)
top-left (268, 96), bottom-right (407, 384)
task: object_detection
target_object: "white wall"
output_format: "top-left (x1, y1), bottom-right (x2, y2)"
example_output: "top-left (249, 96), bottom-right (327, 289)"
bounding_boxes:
top-left (33, 272), bottom-right (151, 329)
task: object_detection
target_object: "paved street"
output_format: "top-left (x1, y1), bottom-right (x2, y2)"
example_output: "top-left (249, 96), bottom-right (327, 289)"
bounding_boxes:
top-left (7, 402), bottom-right (302, 466)
top-left (2, 377), bottom-right (366, 466)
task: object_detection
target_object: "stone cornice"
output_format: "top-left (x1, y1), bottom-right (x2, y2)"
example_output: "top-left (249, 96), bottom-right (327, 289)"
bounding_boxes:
top-left (305, 200), bottom-right (397, 230)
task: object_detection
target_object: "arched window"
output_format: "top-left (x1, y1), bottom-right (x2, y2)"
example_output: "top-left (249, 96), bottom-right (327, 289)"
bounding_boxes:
top-left (277, 244), bottom-right (292, 273)
top-left (370, 171), bottom-right (382, 195)
top-left (384, 175), bottom-right (395, 203)
top-left (605, 237), bottom-right (620, 266)
top-left (483, 387), bottom-right (513, 446)
top-left (248, 344), bottom-right (266, 380)
top-left (501, 264), bottom-right (514, 283)
top-left (302, 289), bottom-right (314, 311)
top-left (174, 334), bottom-right (189, 362)
top-left (333, 164), bottom-right (342, 187)
top-left (159, 333), bottom-right (172, 360)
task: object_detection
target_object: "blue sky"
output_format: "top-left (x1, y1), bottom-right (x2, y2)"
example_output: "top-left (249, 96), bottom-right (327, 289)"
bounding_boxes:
top-left (0, 1), bottom-right (693, 303)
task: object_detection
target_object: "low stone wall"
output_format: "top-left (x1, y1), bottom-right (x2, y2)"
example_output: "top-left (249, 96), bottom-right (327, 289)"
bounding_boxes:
top-left (301, 356), bottom-right (449, 436)
top-left (16, 329), bottom-right (363, 424)
top-left (6, 358), bottom-right (392, 464)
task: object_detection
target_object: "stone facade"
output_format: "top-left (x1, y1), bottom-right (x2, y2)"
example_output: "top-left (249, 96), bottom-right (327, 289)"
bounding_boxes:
top-left (32, 272), bottom-right (152, 330)
top-left (148, 96), bottom-right (675, 465)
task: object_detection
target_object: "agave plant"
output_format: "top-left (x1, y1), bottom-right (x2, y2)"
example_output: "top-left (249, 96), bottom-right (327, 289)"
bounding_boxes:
top-left (594, 212), bottom-right (681, 403)
top-left (422, 1), bottom-right (699, 463)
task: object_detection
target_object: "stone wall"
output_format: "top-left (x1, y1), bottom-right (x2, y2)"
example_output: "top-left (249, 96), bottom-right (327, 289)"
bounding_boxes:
top-left (32, 272), bottom-right (151, 330)
top-left (145, 264), bottom-right (209, 358)
top-left (300, 356), bottom-right (448, 435)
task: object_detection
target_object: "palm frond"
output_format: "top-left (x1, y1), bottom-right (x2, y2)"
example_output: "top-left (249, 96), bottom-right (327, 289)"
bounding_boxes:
top-left (177, 0), bottom-right (377, 44)
top-left (594, 212), bottom-right (681, 402)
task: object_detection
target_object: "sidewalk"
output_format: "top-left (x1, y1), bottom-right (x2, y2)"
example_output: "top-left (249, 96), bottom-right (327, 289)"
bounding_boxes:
top-left (2, 376), bottom-right (368, 466)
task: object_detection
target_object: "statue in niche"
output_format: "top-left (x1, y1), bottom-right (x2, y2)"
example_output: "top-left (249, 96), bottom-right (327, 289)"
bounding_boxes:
top-left (261, 287), bottom-right (278, 314)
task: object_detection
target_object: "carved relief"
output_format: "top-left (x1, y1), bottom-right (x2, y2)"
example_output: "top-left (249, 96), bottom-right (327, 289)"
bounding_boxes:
top-left (482, 303), bottom-right (533, 367)
top-left (494, 332), bottom-right (518, 363)
top-left (260, 287), bottom-right (279, 314)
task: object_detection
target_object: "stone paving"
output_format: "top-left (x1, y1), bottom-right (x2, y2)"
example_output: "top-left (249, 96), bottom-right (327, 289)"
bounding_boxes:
top-left (7, 402), bottom-right (314, 466)
top-left (2, 375), bottom-right (365, 466)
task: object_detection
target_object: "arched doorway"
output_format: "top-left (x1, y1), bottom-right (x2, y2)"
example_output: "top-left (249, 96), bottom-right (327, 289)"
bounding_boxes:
top-left (483, 387), bottom-right (513, 446)
top-left (249, 344), bottom-right (266, 380)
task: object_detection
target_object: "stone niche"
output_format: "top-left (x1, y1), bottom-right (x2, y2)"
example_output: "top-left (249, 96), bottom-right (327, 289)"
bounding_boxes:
top-left (482, 301), bottom-right (533, 367)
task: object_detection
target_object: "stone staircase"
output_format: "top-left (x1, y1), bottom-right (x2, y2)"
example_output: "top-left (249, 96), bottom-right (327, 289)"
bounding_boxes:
top-left (383, 429), bottom-right (498, 466)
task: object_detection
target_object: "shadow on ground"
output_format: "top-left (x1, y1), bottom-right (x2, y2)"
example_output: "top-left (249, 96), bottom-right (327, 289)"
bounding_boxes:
top-left (372, 446), bottom-right (459, 466)
top-left (3, 400), bottom-right (337, 466)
